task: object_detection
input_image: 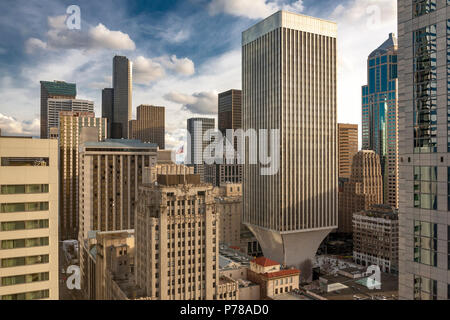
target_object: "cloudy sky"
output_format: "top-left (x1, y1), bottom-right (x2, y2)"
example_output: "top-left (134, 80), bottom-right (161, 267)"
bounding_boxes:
top-left (0, 0), bottom-right (396, 150)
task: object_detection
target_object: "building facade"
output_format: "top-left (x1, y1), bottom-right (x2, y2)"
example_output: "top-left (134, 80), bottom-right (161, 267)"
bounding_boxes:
top-left (40, 80), bottom-right (77, 139)
top-left (338, 124), bottom-right (359, 179)
top-left (215, 183), bottom-right (242, 248)
top-left (102, 88), bottom-right (114, 139)
top-left (353, 205), bottom-right (399, 274)
top-left (0, 138), bottom-right (59, 300)
top-left (78, 139), bottom-right (157, 297)
top-left (398, 0), bottom-right (450, 300)
top-left (218, 89), bottom-right (242, 135)
top-left (242, 11), bottom-right (338, 270)
top-left (112, 56), bottom-right (132, 139)
top-left (59, 111), bottom-right (107, 240)
top-left (129, 105), bottom-right (165, 149)
top-left (362, 33), bottom-right (399, 208)
top-left (187, 118), bottom-right (215, 182)
top-left (338, 151), bottom-right (383, 234)
top-left (135, 174), bottom-right (219, 300)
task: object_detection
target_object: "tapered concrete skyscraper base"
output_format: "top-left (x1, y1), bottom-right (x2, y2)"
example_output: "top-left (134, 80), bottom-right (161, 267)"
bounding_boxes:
top-left (246, 224), bottom-right (333, 277)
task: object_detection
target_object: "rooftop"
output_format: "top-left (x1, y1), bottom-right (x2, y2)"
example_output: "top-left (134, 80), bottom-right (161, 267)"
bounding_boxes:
top-left (369, 33), bottom-right (397, 58)
top-left (41, 80), bottom-right (76, 97)
top-left (262, 268), bottom-right (300, 279)
top-left (82, 139), bottom-right (158, 149)
top-left (252, 257), bottom-right (279, 268)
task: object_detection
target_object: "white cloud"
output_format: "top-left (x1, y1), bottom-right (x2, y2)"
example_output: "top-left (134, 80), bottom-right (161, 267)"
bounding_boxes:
top-left (89, 23), bottom-right (136, 50)
top-left (158, 55), bottom-right (195, 76)
top-left (164, 91), bottom-right (217, 115)
top-left (133, 56), bottom-right (166, 84)
top-left (208, 0), bottom-right (304, 19)
top-left (25, 15), bottom-right (136, 53)
top-left (0, 113), bottom-right (39, 136)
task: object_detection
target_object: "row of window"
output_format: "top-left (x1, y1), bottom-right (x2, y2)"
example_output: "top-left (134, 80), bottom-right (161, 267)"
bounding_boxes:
top-left (0, 254), bottom-right (49, 268)
top-left (0, 237), bottom-right (49, 250)
top-left (1, 219), bottom-right (49, 232)
top-left (1, 289), bottom-right (49, 300)
top-left (0, 202), bottom-right (49, 213)
top-left (1, 272), bottom-right (49, 287)
top-left (0, 184), bottom-right (49, 195)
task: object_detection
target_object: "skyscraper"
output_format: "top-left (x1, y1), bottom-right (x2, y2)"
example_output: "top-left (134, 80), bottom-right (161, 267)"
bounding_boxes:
top-left (135, 173), bottom-right (219, 300)
top-left (187, 118), bottom-right (215, 182)
top-left (129, 105), bottom-right (165, 149)
top-left (338, 150), bottom-right (383, 234)
top-left (242, 11), bottom-right (338, 270)
top-left (102, 88), bottom-right (114, 139)
top-left (0, 137), bottom-right (59, 300)
top-left (112, 56), bottom-right (132, 139)
top-left (362, 33), bottom-right (399, 208)
top-left (398, 0), bottom-right (449, 300)
top-left (58, 111), bottom-right (107, 240)
top-left (218, 89), bottom-right (242, 135)
top-left (338, 123), bottom-right (359, 179)
top-left (40, 81), bottom-right (77, 139)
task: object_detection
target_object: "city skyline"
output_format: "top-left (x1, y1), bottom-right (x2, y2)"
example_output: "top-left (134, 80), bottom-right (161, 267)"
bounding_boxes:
top-left (0, 0), bottom-right (396, 150)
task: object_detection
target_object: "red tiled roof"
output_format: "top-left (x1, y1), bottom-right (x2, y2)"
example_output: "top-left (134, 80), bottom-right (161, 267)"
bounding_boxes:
top-left (262, 269), bottom-right (300, 279)
top-left (251, 257), bottom-right (280, 267)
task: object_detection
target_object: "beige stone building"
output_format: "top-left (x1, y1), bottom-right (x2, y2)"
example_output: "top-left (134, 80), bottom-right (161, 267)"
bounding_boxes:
top-left (247, 257), bottom-right (300, 299)
top-left (0, 138), bottom-right (59, 300)
top-left (214, 183), bottom-right (242, 248)
top-left (78, 139), bottom-right (157, 298)
top-left (353, 205), bottom-right (398, 274)
top-left (135, 173), bottom-right (220, 300)
top-left (338, 124), bottom-right (359, 179)
top-left (59, 111), bottom-right (107, 240)
top-left (129, 105), bottom-right (165, 150)
top-left (338, 151), bottom-right (383, 234)
top-left (242, 11), bottom-right (338, 270)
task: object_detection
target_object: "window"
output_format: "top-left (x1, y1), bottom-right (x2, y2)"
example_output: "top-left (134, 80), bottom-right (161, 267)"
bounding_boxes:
top-left (1, 289), bottom-right (49, 300)
top-left (1, 255), bottom-right (49, 268)
top-left (1, 272), bottom-right (49, 286)
top-left (1, 220), bottom-right (49, 231)
top-left (414, 167), bottom-right (437, 210)
top-left (448, 226), bottom-right (450, 271)
top-left (0, 184), bottom-right (48, 195)
top-left (413, 0), bottom-right (436, 17)
top-left (413, 25), bottom-right (437, 153)
top-left (0, 157), bottom-right (49, 167)
top-left (414, 221), bottom-right (438, 267)
top-left (414, 275), bottom-right (437, 300)
top-left (0, 202), bottom-right (49, 213)
top-left (0, 237), bottom-right (49, 250)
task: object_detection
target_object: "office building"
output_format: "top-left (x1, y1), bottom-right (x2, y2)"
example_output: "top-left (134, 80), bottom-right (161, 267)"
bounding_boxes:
top-left (102, 88), bottom-right (114, 138)
top-left (242, 11), bottom-right (338, 271)
top-left (214, 183), bottom-right (242, 248)
top-left (218, 90), bottom-right (242, 135)
top-left (353, 205), bottom-right (399, 274)
top-left (398, 0), bottom-right (450, 300)
top-left (112, 56), bottom-right (132, 139)
top-left (135, 173), bottom-right (220, 300)
top-left (78, 139), bottom-right (157, 297)
top-left (129, 105), bottom-right (165, 149)
top-left (338, 151), bottom-right (383, 234)
top-left (58, 111), bottom-right (107, 240)
top-left (338, 124), bottom-right (359, 179)
top-left (40, 80), bottom-right (77, 139)
top-left (362, 33), bottom-right (399, 208)
top-left (187, 118), bottom-right (215, 182)
top-left (0, 138), bottom-right (59, 300)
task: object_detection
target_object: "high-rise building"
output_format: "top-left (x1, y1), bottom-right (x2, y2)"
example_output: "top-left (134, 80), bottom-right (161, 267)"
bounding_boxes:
top-left (112, 56), bottom-right (132, 139)
top-left (353, 204), bottom-right (399, 274)
top-left (58, 111), bottom-right (107, 240)
top-left (40, 81), bottom-right (77, 139)
top-left (187, 118), bottom-right (215, 181)
top-left (218, 90), bottom-right (242, 135)
top-left (78, 139), bottom-right (157, 297)
top-left (338, 151), bottom-right (383, 234)
top-left (362, 33), bottom-right (399, 208)
top-left (0, 137), bottom-right (59, 300)
top-left (129, 105), bottom-right (165, 149)
top-left (242, 11), bottom-right (338, 270)
top-left (214, 183), bottom-right (242, 248)
top-left (398, 0), bottom-right (450, 300)
top-left (338, 124), bottom-right (359, 179)
top-left (135, 173), bottom-right (219, 300)
top-left (102, 88), bottom-right (114, 139)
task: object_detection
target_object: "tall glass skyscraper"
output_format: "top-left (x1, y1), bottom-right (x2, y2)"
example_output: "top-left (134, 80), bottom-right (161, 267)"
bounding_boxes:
top-left (362, 33), bottom-right (399, 208)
